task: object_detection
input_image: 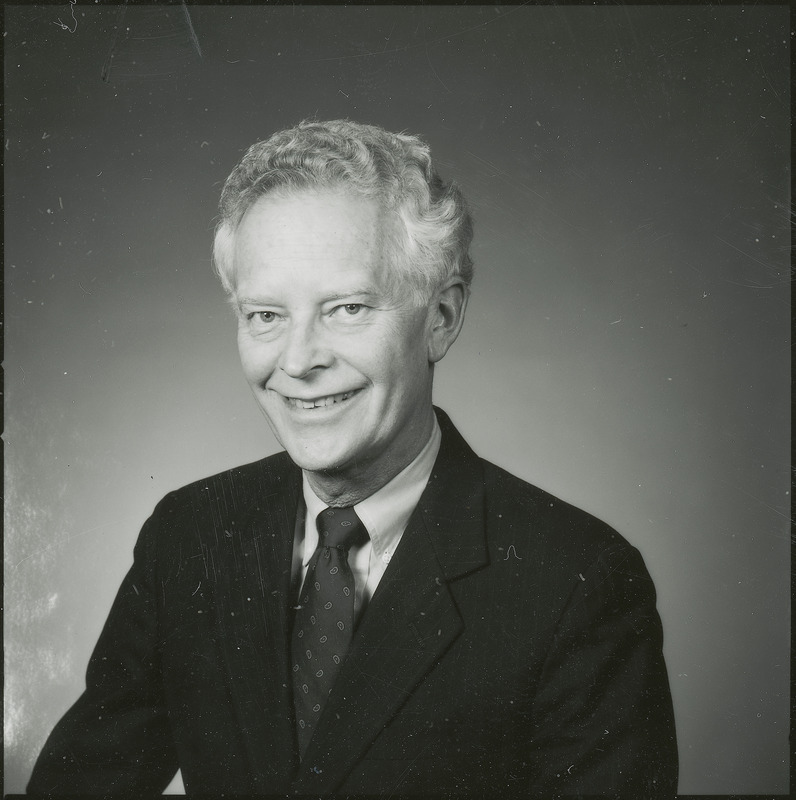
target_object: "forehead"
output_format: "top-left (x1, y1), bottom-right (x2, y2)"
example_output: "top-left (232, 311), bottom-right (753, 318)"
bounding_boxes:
top-left (234, 189), bottom-right (388, 274)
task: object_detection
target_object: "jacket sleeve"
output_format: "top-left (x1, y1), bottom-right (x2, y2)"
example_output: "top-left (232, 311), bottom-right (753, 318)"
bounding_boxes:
top-left (27, 498), bottom-right (179, 795)
top-left (527, 541), bottom-right (678, 798)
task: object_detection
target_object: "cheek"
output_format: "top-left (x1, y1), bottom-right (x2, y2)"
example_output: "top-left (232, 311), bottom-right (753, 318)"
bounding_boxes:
top-left (237, 336), bottom-right (275, 383)
top-left (377, 333), bottom-right (431, 395)
top-left (378, 313), bottom-right (429, 358)
top-left (392, 321), bottom-right (431, 370)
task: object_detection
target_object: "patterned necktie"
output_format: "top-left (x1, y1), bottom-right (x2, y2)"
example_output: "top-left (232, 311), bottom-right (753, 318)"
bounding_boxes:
top-left (292, 506), bottom-right (366, 756)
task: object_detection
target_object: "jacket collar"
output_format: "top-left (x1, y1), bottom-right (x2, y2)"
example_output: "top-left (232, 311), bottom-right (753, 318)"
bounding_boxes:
top-left (417, 407), bottom-right (489, 582)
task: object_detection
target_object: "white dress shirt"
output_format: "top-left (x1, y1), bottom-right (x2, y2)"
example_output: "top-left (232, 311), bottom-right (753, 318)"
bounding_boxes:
top-left (294, 417), bottom-right (441, 618)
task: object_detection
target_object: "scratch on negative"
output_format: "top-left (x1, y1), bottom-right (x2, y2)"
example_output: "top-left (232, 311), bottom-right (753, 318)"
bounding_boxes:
top-left (181, 0), bottom-right (203, 58)
top-left (53, 0), bottom-right (78, 33)
top-left (589, 548), bottom-right (632, 593)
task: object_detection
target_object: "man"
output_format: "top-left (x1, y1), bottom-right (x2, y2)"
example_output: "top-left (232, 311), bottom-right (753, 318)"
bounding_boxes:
top-left (28, 120), bottom-right (677, 796)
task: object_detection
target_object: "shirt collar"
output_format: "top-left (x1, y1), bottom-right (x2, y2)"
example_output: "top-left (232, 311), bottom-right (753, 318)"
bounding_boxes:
top-left (301, 417), bottom-right (442, 566)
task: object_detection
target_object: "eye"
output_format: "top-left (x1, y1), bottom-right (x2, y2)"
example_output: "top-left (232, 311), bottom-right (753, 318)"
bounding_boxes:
top-left (248, 311), bottom-right (277, 324)
top-left (330, 303), bottom-right (365, 318)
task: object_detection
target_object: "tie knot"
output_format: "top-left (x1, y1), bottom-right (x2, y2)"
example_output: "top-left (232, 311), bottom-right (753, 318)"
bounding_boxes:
top-left (316, 506), bottom-right (366, 550)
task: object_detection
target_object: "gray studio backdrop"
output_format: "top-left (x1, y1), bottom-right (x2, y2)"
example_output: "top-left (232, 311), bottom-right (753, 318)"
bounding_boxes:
top-left (4, 5), bottom-right (790, 795)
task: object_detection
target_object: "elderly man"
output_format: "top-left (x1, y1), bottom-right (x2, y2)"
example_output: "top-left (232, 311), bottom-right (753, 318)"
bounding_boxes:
top-left (28, 120), bottom-right (677, 797)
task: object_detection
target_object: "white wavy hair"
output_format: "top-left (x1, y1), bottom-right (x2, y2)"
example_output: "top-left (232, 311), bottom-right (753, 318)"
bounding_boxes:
top-left (213, 119), bottom-right (474, 304)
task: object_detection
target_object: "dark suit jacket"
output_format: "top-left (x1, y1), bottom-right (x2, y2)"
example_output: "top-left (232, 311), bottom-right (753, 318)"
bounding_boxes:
top-left (28, 409), bottom-right (677, 797)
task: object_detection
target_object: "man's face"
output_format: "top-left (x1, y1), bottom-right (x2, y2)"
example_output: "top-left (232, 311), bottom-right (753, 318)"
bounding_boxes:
top-left (233, 189), bottom-right (437, 487)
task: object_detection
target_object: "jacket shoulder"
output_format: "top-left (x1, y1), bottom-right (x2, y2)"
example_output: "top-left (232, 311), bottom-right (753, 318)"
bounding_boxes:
top-left (155, 451), bottom-right (297, 513)
top-left (480, 458), bottom-right (633, 566)
top-left (135, 451), bottom-right (299, 561)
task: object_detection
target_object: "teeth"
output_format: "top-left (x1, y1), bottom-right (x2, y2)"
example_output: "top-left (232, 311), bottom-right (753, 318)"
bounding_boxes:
top-left (291, 390), bottom-right (356, 409)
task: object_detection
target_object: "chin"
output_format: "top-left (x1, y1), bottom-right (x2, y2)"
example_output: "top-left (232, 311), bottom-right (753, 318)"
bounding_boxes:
top-left (281, 438), bottom-right (356, 475)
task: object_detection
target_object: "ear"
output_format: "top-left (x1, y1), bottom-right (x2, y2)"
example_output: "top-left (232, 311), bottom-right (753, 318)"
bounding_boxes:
top-left (427, 279), bottom-right (469, 364)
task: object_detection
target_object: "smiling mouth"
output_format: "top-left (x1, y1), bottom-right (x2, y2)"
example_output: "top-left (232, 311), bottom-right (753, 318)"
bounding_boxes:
top-left (284, 389), bottom-right (361, 410)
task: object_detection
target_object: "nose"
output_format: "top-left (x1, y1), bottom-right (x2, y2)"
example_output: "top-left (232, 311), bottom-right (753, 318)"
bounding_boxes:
top-left (278, 316), bottom-right (333, 378)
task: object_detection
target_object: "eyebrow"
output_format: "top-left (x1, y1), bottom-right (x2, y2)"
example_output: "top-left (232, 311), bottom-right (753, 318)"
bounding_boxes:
top-left (321, 289), bottom-right (379, 302)
top-left (235, 289), bottom-right (378, 307)
top-left (235, 296), bottom-right (279, 307)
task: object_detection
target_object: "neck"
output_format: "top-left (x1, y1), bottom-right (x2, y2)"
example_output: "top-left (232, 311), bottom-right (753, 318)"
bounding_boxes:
top-left (304, 407), bottom-right (436, 507)
top-left (304, 475), bottom-right (381, 508)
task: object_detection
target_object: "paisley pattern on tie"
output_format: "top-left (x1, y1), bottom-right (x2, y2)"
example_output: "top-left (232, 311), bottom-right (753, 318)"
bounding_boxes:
top-left (291, 506), bottom-right (366, 756)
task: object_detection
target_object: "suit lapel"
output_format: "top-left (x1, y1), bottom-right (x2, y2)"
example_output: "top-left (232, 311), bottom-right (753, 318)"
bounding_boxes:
top-left (294, 410), bottom-right (489, 794)
top-left (212, 454), bottom-right (301, 791)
